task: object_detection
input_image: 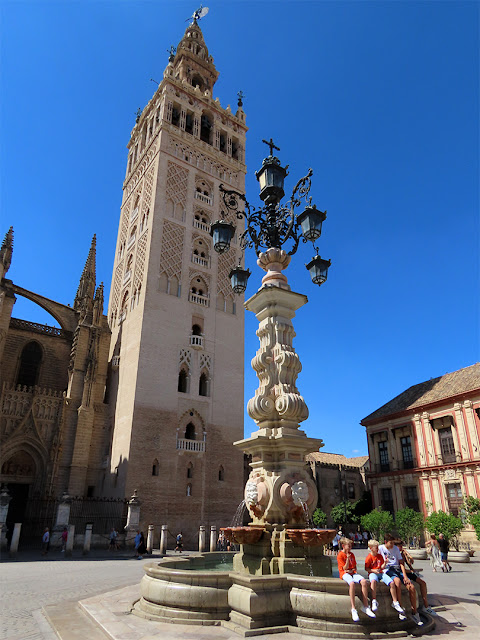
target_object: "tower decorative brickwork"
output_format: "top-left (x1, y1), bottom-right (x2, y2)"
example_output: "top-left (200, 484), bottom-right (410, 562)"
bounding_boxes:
top-left (105, 20), bottom-right (247, 544)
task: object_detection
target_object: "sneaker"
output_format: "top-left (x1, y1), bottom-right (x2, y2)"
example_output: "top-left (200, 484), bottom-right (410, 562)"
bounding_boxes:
top-left (137, 555), bottom-right (143, 560)
top-left (423, 606), bottom-right (437, 616)
top-left (398, 613), bottom-right (407, 621)
top-left (371, 599), bottom-right (378, 612)
top-left (412, 613), bottom-right (423, 626)
top-left (351, 609), bottom-right (360, 622)
top-left (361, 605), bottom-right (376, 618)
top-left (392, 601), bottom-right (405, 613)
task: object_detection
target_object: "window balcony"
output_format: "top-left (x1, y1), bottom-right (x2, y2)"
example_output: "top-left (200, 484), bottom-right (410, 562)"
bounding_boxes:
top-left (123, 270), bottom-right (132, 285)
top-left (194, 191), bottom-right (213, 206)
top-left (126, 235), bottom-right (136, 250)
top-left (193, 219), bottom-right (210, 233)
top-left (189, 335), bottom-right (204, 349)
top-left (192, 254), bottom-right (209, 268)
top-left (130, 207), bottom-right (139, 223)
top-left (189, 292), bottom-right (210, 307)
top-left (176, 438), bottom-right (205, 452)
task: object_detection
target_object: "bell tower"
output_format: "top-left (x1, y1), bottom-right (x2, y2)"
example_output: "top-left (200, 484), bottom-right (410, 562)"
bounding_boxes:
top-left (106, 17), bottom-right (247, 542)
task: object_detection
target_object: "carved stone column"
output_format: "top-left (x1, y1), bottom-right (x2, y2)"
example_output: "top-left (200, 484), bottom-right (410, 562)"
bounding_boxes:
top-left (421, 472), bottom-right (433, 513)
top-left (124, 490), bottom-right (141, 546)
top-left (454, 403), bottom-right (470, 461)
top-left (413, 414), bottom-right (427, 467)
top-left (421, 413), bottom-right (436, 466)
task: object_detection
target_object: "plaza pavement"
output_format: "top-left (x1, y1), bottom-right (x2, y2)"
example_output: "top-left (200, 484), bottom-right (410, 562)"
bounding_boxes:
top-left (1, 546), bottom-right (480, 640)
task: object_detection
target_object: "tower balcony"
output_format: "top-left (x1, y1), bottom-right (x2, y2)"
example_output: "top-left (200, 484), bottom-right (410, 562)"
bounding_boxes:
top-left (176, 438), bottom-right (206, 453)
top-left (189, 334), bottom-right (204, 349)
top-left (189, 292), bottom-right (210, 307)
top-left (194, 191), bottom-right (213, 206)
top-left (192, 254), bottom-right (209, 268)
top-left (193, 219), bottom-right (210, 233)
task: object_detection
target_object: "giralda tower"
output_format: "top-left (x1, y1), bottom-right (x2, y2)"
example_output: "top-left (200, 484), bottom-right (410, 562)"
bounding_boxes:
top-left (106, 17), bottom-right (247, 542)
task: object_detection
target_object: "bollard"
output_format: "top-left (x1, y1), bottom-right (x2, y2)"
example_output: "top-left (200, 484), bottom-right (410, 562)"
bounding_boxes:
top-left (210, 525), bottom-right (217, 551)
top-left (159, 524), bottom-right (167, 555)
top-left (146, 524), bottom-right (154, 554)
top-left (9, 523), bottom-right (22, 557)
top-left (199, 525), bottom-right (206, 553)
top-left (83, 524), bottom-right (93, 555)
top-left (65, 524), bottom-right (75, 557)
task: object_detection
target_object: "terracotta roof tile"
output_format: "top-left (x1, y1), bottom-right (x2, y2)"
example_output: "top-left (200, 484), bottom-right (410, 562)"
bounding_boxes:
top-left (306, 452), bottom-right (369, 468)
top-left (362, 363), bottom-right (480, 424)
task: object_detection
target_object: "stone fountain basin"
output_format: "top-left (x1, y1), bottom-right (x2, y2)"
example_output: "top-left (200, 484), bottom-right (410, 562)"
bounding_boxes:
top-left (286, 528), bottom-right (336, 547)
top-left (221, 526), bottom-right (265, 545)
top-left (133, 552), bottom-right (434, 637)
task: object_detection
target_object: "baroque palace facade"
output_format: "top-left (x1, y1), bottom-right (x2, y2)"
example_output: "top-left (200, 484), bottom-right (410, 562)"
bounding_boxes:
top-left (0, 20), bottom-right (247, 545)
top-left (362, 363), bottom-right (480, 545)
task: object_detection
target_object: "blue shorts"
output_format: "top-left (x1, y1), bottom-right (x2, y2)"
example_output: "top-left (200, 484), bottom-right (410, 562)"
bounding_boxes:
top-left (386, 567), bottom-right (407, 584)
top-left (440, 552), bottom-right (448, 562)
top-left (369, 572), bottom-right (393, 586)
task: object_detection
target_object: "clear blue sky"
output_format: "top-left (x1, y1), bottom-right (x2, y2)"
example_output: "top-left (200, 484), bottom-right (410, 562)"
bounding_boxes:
top-left (1, 1), bottom-right (478, 457)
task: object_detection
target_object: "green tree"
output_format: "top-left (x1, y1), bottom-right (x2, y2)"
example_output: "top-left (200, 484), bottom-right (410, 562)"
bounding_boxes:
top-left (425, 510), bottom-right (463, 550)
top-left (360, 508), bottom-right (394, 542)
top-left (464, 496), bottom-right (480, 515)
top-left (470, 513), bottom-right (480, 542)
top-left (395, 507), bottom-right (424, 547)
top-left (330, 500), bottom-right (357, 526)
top-left (312, 508), bottom-right (327, 528)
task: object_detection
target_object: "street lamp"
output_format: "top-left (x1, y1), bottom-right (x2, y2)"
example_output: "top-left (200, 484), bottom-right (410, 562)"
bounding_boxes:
top-left (210, 138), bottom-right (331, 292)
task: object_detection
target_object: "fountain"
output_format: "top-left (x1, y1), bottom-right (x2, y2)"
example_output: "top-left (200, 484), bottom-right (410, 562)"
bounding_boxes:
top-left (133, 146), bottom-right (434, 636)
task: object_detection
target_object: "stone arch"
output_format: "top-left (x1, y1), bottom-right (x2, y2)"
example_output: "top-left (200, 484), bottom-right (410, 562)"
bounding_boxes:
top-left (195, 176), bottom-right (213, 198)
top-left (0, 437), bottom-right (49, 492)
top-left (189, 274), bottom-right (208, 297)
top-left (178, 408), bottom-right (205, 436)
top-left (12, 286), bottom-right (77, 332)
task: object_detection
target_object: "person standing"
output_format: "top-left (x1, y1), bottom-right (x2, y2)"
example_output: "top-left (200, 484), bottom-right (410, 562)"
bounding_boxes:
top-left (438, 534), bottom-right (452, 572)
top-left (425, 534), bottom-right (443, 572)
top-left (61, 527), bottom-right (68, 553)
top-left (134, 530), bottom-right (142, 557)
top-left (109, 527), bottom-right (118, 551)
top-left (137, 531), bottom-right (146, 559)
top-left (41, 527), bottom-right (50, 556)
top-left (175, 531), bottom-right (183, 553)
top-left (332, 531), bottom-right (341, 555)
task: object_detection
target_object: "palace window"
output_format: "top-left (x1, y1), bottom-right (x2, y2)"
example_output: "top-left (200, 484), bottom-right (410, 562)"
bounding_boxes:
top-left (16, 341), bottom-right (43, 387)
top-left (400, 436), bottom-right (414, 469)
top-left (404, 485), bottom-right (419, 511)
top-left (439, 428), bottom-right (456, 463)
top-left (446, 483), bottom-right (462, 516)
top-left (378, 441), bottom-right (390, 473)
top-left (380, 487), bottom-right (394, 514)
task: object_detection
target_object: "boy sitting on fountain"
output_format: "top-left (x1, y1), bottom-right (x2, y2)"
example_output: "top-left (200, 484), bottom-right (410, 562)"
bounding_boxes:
top-left (337, 537), bottom-right (376, 622)
top-left (365, 539), bottom-right (399, 613)
top-left (396, 540), bottom-right (436, 616)
top-left (379, 534), bottom-right (423, 626)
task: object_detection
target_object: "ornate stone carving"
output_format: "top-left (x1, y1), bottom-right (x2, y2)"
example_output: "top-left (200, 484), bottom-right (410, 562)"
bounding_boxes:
top-left (257, 248), bottom-right (291, 289)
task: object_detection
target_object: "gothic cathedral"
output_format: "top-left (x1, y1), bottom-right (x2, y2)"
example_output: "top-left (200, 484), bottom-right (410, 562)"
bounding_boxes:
top-left (0, 19), bottom-right (246, 545)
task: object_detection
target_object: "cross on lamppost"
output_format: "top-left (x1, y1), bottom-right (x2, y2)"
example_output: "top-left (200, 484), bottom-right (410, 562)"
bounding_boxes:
top-left (262, 138), bottom-right (280, 157)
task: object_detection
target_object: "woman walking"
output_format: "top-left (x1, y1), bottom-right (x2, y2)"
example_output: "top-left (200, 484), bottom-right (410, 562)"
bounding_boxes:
top-left (426, 534), bottom-right (443, 572)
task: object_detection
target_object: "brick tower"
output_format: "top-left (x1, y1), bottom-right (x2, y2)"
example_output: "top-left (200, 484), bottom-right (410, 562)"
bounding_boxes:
top-left (105, 18), bottom-right (247, 544)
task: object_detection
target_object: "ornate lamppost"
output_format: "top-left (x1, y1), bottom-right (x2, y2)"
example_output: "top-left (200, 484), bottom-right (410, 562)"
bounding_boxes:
top-left (210, 138), bottom-right (331, 293)
top-left (214, 140), bottom-right (335, 577)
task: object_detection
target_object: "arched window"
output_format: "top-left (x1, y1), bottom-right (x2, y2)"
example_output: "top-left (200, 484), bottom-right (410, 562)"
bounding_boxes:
top-left (199, 372), bottom-right (209, 397)
top-left (119, 290), bottom-right (129, 323)
top-left (152, 459), bottom-right (159, 476)
top-left (218, 466), bottom-right (225, 482)
top-left (200, 112), bottom-right (213, 144)
top-left (191, 74), bottom-right (204, 90)
top-left (185, 422), bottom-right (196, 440)
top-left (17, 341), bottom-right (43, 387)
top-left (178, 368), bottom-right (188, 393)
top-left (192, 324), bottom-right (202, 336)
top-left (187, 462), bottom-right (193, 478)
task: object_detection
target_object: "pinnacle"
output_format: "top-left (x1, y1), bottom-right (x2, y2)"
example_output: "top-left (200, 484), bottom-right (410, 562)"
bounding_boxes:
top-left (1, 226), bottom-right (14, 249)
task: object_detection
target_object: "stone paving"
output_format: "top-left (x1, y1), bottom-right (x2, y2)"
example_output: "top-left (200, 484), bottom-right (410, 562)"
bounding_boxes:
top-left (1, 547), bottom-right (480, 639)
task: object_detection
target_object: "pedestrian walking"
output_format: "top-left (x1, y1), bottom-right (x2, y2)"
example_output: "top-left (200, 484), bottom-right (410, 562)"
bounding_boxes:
top-left (134, 530), bottom-right (142, 557)
top-left (109, 527), bottom-right (118, 551)
top-left (137, 531), bottom-right (146, 559)
top-left (175, 531), bottom-right (183, 553)
top-left (61, 527), bottom-right (68, 552)
top-left (438, 534), bottom-right (452, 572)
top-left (425, 534), bottom-right (443, 572)
top-left (41, 527), bottom-right (50, 556)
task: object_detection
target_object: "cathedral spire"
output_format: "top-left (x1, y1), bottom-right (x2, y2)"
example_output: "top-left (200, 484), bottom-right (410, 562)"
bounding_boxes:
top-left (74, 235), bottom-right (96, 312)
top-left (93, 282), bottom-right (104, 326)
top-left (0, 226), bottom-right (13, 280)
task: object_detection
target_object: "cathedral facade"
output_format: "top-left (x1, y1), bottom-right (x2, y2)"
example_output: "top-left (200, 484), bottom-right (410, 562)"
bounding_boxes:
top-left (0, 20), bottom-right (247, 546)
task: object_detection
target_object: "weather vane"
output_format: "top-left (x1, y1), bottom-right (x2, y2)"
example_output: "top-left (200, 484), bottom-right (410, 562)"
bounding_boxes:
top-left (237, 90), bottom-right (245, 107)
top-left (167, 45), bottom-right (176, 63)
top-left (187, 5), bottom-right (209, 23)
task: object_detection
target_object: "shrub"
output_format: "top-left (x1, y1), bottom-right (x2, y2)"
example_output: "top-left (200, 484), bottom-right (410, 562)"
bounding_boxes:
top-left (470, 512), bottom-right (480, 542)
top-left (425, 510), bottom-right (463, 550)
top-left (360, 508), bottom-right (394, 542)
top-left (464, 496), bottom-right (480, 515)
top-left (312, 508), bottom-right (327, 528)
top-left (395, 507), bottom-right (424, 547)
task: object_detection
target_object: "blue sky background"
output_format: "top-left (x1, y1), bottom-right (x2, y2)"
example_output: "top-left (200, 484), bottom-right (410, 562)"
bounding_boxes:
top-left (1, 1), bottom-right (478, 457)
